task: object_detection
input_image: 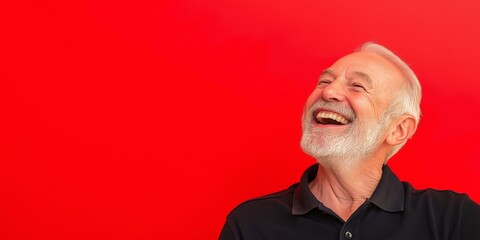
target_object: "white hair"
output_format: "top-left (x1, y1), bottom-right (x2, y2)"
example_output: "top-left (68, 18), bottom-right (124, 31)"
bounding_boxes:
top-left (358, 42), bottom-right (422, 159)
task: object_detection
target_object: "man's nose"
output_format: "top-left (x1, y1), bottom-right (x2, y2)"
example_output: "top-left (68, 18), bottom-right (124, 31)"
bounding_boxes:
top-left (321, 80), bottom-right (346, 102)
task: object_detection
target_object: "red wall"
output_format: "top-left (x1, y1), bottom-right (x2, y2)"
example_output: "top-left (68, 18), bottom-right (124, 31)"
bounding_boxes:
top-left (1, 0), bottom-right (480, 239)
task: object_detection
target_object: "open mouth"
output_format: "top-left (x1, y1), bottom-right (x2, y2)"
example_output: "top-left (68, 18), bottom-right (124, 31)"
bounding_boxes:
top-left (313, 110), bottom-right (350, 125)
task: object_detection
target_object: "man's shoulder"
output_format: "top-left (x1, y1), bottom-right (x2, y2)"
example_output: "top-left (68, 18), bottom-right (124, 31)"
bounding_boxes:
top-left (227, 183), bottom-right (298, 219)
top-left (404, 181), bottom-right (469, 199)
top-left (402, 181), bottom-right (480, 233)
top-left (402, 181), bottom-right (479, 210)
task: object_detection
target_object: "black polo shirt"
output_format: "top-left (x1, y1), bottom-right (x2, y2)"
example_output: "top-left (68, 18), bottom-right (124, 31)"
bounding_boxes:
top-left (220, 164), bottom-right (480, 240)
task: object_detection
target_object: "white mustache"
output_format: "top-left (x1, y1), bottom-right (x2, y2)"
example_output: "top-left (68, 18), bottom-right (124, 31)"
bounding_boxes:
top-left (309, 101), bottom-right (355, 120)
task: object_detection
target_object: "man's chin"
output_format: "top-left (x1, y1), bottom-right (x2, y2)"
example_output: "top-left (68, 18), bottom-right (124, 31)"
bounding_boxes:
top-left (300, 135), bottom-right (365, 170)
top-left (300, 136), bottom-right (339, 160)
top-left (316, 154), bottom-right (366, 171)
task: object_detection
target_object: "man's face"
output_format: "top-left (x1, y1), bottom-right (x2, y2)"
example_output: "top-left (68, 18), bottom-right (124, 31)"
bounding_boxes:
top-left (300, 52), bottom-right (405, 167)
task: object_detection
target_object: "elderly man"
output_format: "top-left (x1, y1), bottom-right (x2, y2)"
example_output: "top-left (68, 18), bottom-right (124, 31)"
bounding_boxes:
top-left (219, 43), bottom-right (480, 239)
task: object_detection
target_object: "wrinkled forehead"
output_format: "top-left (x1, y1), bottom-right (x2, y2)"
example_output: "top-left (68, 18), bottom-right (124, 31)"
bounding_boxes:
top-left (327, 52), bottom-right (406, 88)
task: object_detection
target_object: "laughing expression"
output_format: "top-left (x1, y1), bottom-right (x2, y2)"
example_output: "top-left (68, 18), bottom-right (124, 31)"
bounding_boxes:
top-left (301, 51), bottom-right (405, 161)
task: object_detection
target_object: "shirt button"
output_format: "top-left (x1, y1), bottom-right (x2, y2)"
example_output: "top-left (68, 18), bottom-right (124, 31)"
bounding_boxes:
top-left (345, 231), bottom-right (353, 239)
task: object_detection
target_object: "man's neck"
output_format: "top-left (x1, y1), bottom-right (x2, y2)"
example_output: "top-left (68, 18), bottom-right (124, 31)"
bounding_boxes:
top-left (308, 159), bottom-right (384, 221)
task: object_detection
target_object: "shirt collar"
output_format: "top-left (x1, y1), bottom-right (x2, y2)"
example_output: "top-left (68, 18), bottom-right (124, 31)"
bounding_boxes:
top-left (292, 163), bottom-right (404, 215)
top-left (369, 164), bottom-right (404, 212)
top-left (292, 164), bottom-right (321, 215)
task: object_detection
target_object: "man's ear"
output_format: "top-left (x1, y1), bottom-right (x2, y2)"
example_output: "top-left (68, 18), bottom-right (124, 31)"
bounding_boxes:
top-left (386, 115), bottom-right (417, 146)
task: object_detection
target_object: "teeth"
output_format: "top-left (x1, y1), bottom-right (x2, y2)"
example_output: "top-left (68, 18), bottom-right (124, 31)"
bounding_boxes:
top-left (315, 111), bottom-right (349, 125)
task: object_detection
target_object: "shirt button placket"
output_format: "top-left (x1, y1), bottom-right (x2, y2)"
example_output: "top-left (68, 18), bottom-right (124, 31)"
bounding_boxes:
top-left (344, 231), bottom-right (353, 239)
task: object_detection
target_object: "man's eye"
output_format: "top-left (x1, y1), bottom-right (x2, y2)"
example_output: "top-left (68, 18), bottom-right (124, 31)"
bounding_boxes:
top-left (318, 79), bottom-right (331, 86)
top-left (352, 83), bottom-right (366, 91)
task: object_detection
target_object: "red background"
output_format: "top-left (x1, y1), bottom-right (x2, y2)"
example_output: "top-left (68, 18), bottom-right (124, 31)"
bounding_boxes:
top-left (1, 0), bottom-right (480, 239)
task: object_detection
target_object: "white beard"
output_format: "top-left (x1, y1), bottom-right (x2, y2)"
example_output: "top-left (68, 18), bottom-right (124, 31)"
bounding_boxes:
top-left (300, 102), bottom-right (390, 170)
